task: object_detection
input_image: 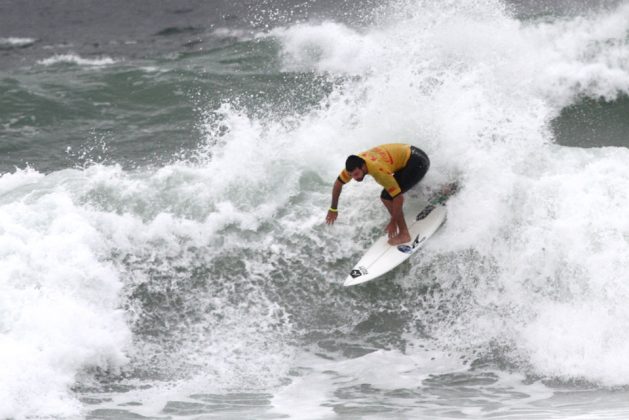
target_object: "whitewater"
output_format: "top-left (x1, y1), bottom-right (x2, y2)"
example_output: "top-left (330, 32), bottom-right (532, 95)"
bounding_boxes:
top-left (2, 0), bottom-right (629, 418)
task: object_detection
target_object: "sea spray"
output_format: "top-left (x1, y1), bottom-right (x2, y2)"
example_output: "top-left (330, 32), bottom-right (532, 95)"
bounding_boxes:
top-left (264, 0), bottom-right (629, 385)
top-left (0, 169), bottom-right (130, 418)
top-left (3, 0), bottom-right (629, 418)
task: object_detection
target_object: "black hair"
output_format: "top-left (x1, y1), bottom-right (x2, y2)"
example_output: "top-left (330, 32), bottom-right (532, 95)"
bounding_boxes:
top-left (345, 155), bottom-right (365, 172)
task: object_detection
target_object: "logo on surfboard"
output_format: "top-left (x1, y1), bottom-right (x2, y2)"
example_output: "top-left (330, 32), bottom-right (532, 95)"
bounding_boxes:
top-left (397, 235), bottom-right (427, 254)
top-left (416, 205), bottom-right (435, 221)
top-left (412, 235), bottom-right (426, 248)
top-left (350, 266), bottom-right (369, 278)
top-left (397, 245), bottom-right (412, 254)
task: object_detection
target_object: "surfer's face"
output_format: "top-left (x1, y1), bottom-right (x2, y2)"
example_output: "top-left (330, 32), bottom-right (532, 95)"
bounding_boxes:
top-left (350, 167), bottom-right (366, 182)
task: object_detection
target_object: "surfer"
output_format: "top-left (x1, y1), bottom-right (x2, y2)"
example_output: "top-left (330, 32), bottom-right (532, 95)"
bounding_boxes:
top-left (326, 144), bottom-right (430, 245)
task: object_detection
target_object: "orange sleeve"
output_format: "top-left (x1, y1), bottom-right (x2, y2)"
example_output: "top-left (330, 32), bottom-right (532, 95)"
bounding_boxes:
top-left (338, 169), bottom-right (351, 184)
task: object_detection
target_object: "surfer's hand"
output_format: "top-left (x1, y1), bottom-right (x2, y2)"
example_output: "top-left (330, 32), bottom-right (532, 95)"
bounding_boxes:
top-left (386, 220), bottom-right (398, 238)
top-left (326, 210), bottom-right (338, 225)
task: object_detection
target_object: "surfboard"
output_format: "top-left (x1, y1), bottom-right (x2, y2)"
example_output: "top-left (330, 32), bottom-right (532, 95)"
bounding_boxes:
top-left (343, 184), bottom-right (457, 287)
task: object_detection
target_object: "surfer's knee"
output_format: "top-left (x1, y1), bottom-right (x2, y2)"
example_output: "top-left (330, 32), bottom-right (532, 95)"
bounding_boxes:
top-left (380, 190), bottom-right (394, 201)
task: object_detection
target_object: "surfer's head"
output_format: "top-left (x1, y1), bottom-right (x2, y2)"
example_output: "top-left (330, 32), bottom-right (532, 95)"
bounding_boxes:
top-left (346, 155), bottom-right (367, 181)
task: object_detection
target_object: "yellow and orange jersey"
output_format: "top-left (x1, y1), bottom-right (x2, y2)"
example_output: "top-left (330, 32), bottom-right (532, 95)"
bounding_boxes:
top-left (338, 143), bottom-right (411, 198)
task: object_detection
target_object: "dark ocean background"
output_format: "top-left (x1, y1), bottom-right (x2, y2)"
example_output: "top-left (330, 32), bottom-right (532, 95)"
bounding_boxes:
top-left (2, 0), bottom-right (629, 419)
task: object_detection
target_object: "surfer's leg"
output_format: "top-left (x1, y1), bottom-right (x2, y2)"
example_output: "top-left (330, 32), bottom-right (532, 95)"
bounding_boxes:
top-left (381, 195), bottom-right (393, 215)
top-left (380, 196), bottom-right (398, 237)
top-left (380, 148), bottom-right (430, 245)
top-left (391, 204), bottom-right (410, 245)
top-left (380, 193), bottom-right (410, 244)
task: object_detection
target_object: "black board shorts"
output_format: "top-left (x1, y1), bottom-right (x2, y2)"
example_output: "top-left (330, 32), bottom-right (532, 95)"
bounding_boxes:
top-left (380, 146), bottom-right (430, 200)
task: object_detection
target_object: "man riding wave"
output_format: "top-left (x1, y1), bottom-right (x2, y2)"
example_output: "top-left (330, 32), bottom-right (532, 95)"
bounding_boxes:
top-left (325, 143), bottom-right (430, 245)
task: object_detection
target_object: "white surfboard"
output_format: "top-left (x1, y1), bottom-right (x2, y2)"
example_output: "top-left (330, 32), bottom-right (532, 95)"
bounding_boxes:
top-left (343, 186), bottom-right (456, 287)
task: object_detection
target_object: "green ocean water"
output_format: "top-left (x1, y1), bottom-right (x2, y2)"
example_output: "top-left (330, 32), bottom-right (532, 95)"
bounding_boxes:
top-left (0, 38), bottom-right (336, 172)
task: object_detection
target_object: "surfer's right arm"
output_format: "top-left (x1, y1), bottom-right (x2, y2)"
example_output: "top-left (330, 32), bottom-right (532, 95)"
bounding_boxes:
top-left (326, 178), bottom-right (345, 224)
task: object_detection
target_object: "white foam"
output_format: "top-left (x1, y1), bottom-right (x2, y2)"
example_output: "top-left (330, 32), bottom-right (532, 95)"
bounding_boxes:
top-left (270, 348), bottom-right (464, 419)
top-left (261, 0), bottom-right (629, 387)
top-left (523, 301), bottom-right (629, 386)
top-left (0, 169), bottom-right (131, 418)
top-left (213, 27), bottom-right (255, 40)
top-left (38, 54), bottom-right (117, 67)
top-left (0, 37), bottom-right (36, 47)
top-left (271, 347), bottom-right (556, 419)
top-left (269, 21), bottom-right (385, 74)
top-left (270, 1), bottom-right (629, 104)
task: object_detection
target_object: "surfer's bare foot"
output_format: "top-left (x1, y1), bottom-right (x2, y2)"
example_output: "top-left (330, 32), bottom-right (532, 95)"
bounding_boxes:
top-left (388, 232), bottom-right (411, 245)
